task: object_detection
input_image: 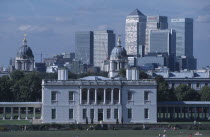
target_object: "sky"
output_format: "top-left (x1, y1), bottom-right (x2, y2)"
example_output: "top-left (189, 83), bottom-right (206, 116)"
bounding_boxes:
top-left (0, 0), bottom-right (210, 68)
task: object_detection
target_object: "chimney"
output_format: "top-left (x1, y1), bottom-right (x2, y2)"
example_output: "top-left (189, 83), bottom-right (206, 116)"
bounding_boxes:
top-left (58, 68), bottom-right (68, 80)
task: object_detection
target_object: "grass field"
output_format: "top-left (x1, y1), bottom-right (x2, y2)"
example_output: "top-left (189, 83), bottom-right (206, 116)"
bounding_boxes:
top-left (0, 130), bottom-right (210, 137)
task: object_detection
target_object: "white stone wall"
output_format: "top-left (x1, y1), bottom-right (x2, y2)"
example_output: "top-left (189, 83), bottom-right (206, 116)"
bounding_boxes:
top-left (42, 81), bottom-right (157, 124)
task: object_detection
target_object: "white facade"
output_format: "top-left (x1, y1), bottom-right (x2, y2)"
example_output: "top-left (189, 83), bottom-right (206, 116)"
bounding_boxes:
top-left (41, 77), bottom-right (157, 124)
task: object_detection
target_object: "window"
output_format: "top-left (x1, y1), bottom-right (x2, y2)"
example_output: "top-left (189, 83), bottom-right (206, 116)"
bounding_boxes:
top-left (69, 109), bottom-right (73, 119)
top-left (83, 109), bottom-right (87, 119)
top-left (128, 108), bottom-right (132, 119)
top-left (90, 109), bottom-right (94, 119)
top-left (171, 83), bottom-right (175, 88)
top-left (144, 108), bottom-right (149, 119)
top-left (69, 91), bottom-right (74, 101)
top-left (107, 109), bottom-right (111, 119)
top-left (144, 91), bottom-right (149, 101)
top-left (188, 83), bottom-right (191, 88)
top-left (51, 91), bottom-right (57, 101)
top-left (128, 92), bottom-right (132, 101)
top-left (114, 109), bottom-right (118, 119)
top-left (205, 83), bottom-right (208, 86)
top-left (52, 109), bottom-right (56, 119)
top-left (196, 83), bottom-right (200, 88)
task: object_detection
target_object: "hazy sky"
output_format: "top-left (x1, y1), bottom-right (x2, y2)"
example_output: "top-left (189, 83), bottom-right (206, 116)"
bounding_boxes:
top-left (0, 0), bottom-right (210, 68)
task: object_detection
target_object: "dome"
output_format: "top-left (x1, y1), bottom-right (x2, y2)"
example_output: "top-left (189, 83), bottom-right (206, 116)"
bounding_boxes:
top-left (16, 35), bottom-right (34, 59)
top-left (110, 36), bottom-right (127, 60)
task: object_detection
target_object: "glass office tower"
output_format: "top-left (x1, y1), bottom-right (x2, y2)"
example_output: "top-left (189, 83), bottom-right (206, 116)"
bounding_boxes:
top-left (149, 29), bottom-right (176, 55)
top-left (145, 16), bottom-right (168, 54)
top-left (75, 31), bottom-right (94, 65)
top-left (171, 18), bottom-right (193, 57)
top-left (94, 30), bottom-right (115, 68)
top-left (125, 9), bottom-right (146, 56)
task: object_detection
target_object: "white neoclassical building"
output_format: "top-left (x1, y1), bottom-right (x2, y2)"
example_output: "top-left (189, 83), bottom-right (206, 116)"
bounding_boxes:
top-left (41, 69), bottom-right (157, 124)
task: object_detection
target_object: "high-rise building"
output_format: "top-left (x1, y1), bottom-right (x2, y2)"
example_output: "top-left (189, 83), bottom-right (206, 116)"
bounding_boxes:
top-left (171, 18), bottom-right (193, 57)
top-left (125, 9), bottom-right (146, 56)
top-left (75, 31), bottom-right (94, 64)
top-left (149, 29), bottom-right (176, 55)
top-left (94, 30), bottom-right (115, 68)
top-left (75, 31), bottom-right (94, 65)
top-left (145, 16), bottom-right (168, 54)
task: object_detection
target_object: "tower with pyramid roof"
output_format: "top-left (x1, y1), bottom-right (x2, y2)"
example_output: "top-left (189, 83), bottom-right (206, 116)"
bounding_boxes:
top-left (125, 9), bottom-right (146, 56)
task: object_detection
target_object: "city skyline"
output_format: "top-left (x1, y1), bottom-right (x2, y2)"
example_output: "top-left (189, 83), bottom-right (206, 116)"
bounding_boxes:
top-left (0, 0), bottom-right (210, 68)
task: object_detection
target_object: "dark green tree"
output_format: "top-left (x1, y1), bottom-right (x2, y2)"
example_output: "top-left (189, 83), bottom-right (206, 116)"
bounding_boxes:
top-left (200, 86), bottom-right (210, 101)
top-left (118, 69), bottom-right (126, 78)
top-left (139, 71), bottom-right (150, 79)
top-left (175, 84), bottom-right (200, 101)
top-left (0, 75), bottom-right (13, 101)
top-left (155, 75), bottom-right (177, 101)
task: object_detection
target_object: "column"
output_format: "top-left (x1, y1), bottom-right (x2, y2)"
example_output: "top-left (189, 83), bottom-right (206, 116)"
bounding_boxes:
top-left (10, 107), bottom-right (13, 120)
top-left (25, 107), bottom-right (28, 120)
top-left (194, 107), bottom-right (196, 120)
top-left (87, 89), bottom-right (90, 105)
top-left (103, 89), bottom-right (106, 104)
top-left (118, 89), bottom-right (121, 104)
top-left (166, 107), bottom-right (168, 119)
top-left (95, 89), bottom-right (97, 104)
top-left (111, 89), bottom-right (114, 104)
top-left (33, 107), bottom-right (36, 119)
top-left (3, 107), bottom-right (5, 120)
top-left (80, 88), bottom-right (82, 104)
top-left (18, 107), bottom-right (21, 120)
top-left (180, 107), bottom-right (183, 119)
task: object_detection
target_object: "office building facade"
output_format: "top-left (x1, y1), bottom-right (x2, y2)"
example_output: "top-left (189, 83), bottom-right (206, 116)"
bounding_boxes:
top-left (75, 31), bottom-right (94, 65)
top-left (125, 9), bottom-right (146, 56)
top-left (171, 18), bottom-right (193, 57)
top-left (94, 30), bottom-right (115, 68)
top-left (145, 16), bottom-right (168, 54)
top-left (149, 29), bottom-right (176, 55)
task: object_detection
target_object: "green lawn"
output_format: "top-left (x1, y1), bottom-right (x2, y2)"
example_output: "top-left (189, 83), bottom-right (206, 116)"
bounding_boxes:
top-left (0, 130), bottom-right (210, 137)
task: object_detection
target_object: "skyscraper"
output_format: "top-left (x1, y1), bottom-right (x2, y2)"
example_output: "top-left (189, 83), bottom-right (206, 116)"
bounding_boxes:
top-left (75, 31), bottom-right (94, 65)
top-left (145, 16), bottom-right (168, 54)
top-left (94, 30), bottom-right (115, 68)
top-left (149, 29), bottom-right (176, 55)
top-left (125, 9), bottom-right (146, 56)
top-left (171, 18), bottom-right (193, 57)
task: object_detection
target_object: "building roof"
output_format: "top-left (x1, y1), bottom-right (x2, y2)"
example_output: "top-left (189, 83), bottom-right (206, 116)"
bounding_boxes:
top-left (0, 102), bottom-right (42, 105)
top-left (158, 101), bottom-right (210, 105)
top-left (79, 76), bottom-right (111, 80)
top-left (129, 9), bottom-right (145, 16)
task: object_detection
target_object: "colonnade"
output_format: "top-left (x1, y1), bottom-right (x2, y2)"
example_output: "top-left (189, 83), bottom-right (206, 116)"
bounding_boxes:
top-left (80, 88), bottom-right (121, 105)
top-left (158, 106), bottom-right (210, 121)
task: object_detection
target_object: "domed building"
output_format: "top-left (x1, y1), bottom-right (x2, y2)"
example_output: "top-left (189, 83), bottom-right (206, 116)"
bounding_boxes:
top-left (15, 34), bottom-right (34, 71)
top-left (109, 36), bottom-right (128, 78)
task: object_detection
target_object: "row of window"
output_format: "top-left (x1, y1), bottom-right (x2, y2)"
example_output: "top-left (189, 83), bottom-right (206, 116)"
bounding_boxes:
top-left (51, 108), bottom-right (149, 120)
top-left (171, 83), bottom-right (209, 88)
top-left (52, 91), bottom-right (150, 102)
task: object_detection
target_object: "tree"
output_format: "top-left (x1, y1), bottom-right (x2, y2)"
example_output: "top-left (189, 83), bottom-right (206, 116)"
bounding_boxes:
top-left (139, 71), bottom-right (150, 79)
top-left (118, 69), bottom-right (126, 78)
top-left (175, 84), bottom-right (200, 101)
top-left (155, 75), bottom-right (177, 101)
top-left (200, 86), bottom-right (210, 101)
top-left (10, 70), bottom-right (24, 81)
top-left (0, 75), bottom-right (13, 101)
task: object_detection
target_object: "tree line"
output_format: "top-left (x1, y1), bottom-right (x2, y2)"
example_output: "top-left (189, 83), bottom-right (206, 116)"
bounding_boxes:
top-left (1, 70), bottom-right (210, 102)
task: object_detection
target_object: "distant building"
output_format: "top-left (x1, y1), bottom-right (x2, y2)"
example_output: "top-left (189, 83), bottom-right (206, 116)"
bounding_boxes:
top-left (125, 9), bottom-right (146, 56)
top-left (35, 63), bottom-right (46, 72)
top-left (94, 30), bottom-right (115, 68)
top-left (149, 29), bottom-right (176, 55)
top-left (145, 16), bottom-right (168, 54)
top-left (15, 34), bottom-right (34, 71)
top-left (75, 31), bottom-right (94, 65)
top-left (175, 56), bottom-right (197, 71)
top-left (171, 18), bottom-right (193, 57)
